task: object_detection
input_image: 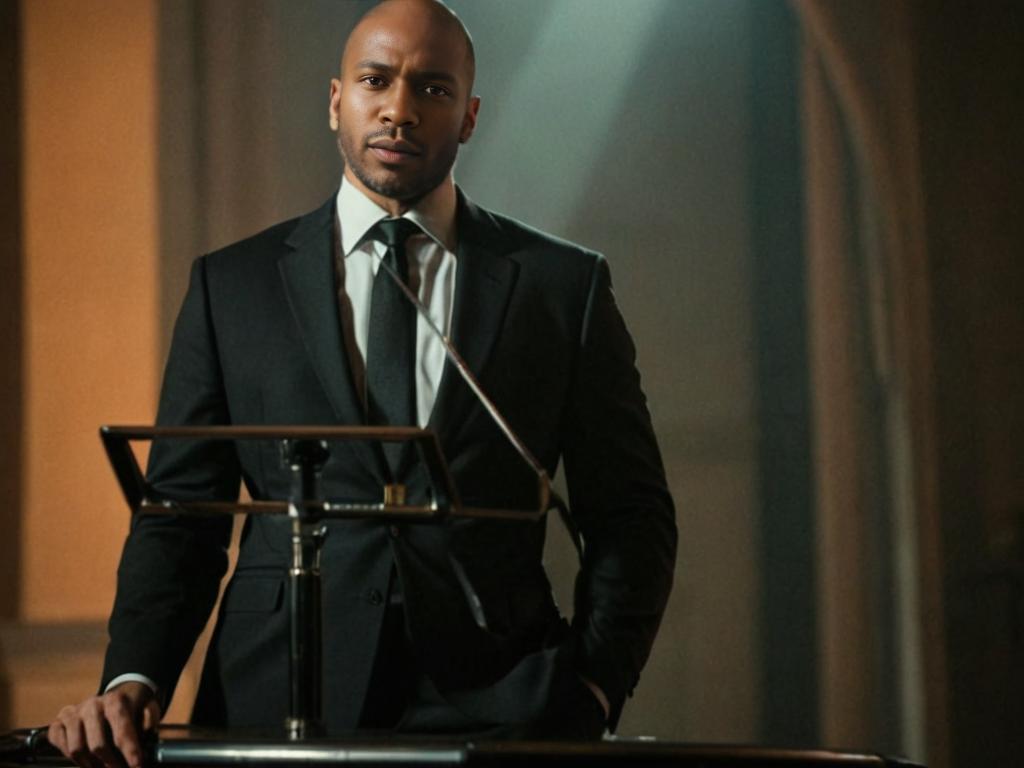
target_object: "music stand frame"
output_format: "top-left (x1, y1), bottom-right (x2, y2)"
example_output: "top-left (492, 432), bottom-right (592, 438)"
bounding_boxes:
top-left (99, 425), bottom-right (552, 738)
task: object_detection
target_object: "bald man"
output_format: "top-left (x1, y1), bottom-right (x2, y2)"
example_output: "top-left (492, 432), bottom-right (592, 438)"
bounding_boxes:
top-left (49, 2), bottom-right (675, 763)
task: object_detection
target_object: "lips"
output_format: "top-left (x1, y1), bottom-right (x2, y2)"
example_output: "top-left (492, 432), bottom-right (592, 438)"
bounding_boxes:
top-left (368, 139), bottom-right (421, 164)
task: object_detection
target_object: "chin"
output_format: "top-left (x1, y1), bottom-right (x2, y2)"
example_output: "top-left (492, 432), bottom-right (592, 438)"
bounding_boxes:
top-left (361, 170), bottom-right (424, 202)
top-left (351, 156), bottom-right (444, 204)
top-left (369, 178), bottom-right (418, 201)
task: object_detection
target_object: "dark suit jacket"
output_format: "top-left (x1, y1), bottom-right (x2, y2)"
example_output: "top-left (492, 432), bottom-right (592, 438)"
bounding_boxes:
top-left (100, 192), bottom-right (676, 733)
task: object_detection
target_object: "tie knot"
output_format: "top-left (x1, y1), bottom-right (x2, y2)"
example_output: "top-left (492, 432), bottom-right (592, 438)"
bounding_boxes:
top-left (370, 217), bottom-right (422, 250)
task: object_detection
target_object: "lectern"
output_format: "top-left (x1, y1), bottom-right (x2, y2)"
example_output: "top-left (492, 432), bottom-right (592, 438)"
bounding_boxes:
top-left (0, 727), bottom-right (927, 767)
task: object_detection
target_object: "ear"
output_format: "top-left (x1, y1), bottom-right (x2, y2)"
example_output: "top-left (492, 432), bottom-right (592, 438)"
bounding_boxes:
top-left (328, 78), bottom-right (342, 131)
top-left (459, 95), bottom-right (481, 144)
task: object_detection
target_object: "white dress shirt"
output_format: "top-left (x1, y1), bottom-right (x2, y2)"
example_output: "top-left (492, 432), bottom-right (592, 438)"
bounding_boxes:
top-left (334, 175), bottom-right (458, 427)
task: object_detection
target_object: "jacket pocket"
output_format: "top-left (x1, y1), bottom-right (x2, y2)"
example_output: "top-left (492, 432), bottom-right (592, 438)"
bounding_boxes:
top-left (222, 576), bottom-right (284, 613)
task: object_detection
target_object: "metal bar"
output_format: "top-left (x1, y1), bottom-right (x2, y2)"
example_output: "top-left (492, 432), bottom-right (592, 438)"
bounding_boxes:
top-left (137, 499), bottom-right (544, 522)
top-left (102, 425), bottom-right (427, 441)
top-left (102, 426), bottom-right (552, 521)
top-left (155, 742), bottom-right (466, 765)
top-left (100, 426), bottom-right (146, 511)
top-left (282, 440), bottom-right (329, 739)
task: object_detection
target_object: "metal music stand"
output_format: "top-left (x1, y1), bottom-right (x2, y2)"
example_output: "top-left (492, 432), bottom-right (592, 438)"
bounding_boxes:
top-left (99, 424), bottom-right (554, 740)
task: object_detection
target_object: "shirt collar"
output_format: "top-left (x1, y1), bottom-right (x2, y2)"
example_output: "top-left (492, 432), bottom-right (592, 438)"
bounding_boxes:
top-left (336, 175), bottom-right (458, 255)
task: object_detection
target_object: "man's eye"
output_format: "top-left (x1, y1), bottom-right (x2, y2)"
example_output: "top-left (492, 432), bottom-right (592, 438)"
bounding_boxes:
top-left (424, 84), bottom-right (450, 97)
top-left (361, 76), bottom-right (386, 87)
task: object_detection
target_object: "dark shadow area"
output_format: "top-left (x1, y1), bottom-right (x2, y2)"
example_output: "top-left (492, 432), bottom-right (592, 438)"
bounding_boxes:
top-left (914, 4), bottom-right (1024, 765)
top-left (0, 0), bottom-right (23, 730)
top-left (0, 1), bottom-right (23, 619)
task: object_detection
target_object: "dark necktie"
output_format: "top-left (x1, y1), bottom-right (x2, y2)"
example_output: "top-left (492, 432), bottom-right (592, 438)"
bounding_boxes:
top-left (365, 217), bottom-right (421, 475)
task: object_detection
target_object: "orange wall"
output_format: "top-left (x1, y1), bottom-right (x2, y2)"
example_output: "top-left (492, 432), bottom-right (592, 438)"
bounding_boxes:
top-left (20, 0), bottom-right (159, 622)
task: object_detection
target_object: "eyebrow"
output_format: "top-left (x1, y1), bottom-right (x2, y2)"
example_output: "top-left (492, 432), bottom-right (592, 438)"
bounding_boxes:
top-left (354, 59), bottom-right (458, 85)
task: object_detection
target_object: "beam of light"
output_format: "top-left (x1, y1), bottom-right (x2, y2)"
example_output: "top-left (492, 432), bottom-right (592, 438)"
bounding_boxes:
top-left (457, 0), bottom-right (672, 232)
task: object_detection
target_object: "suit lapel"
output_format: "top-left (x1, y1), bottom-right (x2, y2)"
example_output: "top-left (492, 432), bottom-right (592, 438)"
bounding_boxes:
top-left (429, 194), bottom-right (519, 447)
top-left (277, 198), bottom-right (387, 482)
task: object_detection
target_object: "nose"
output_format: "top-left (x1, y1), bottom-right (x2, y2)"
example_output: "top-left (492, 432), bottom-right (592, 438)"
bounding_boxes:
top-left (380, 80), bottom-right (418, 129)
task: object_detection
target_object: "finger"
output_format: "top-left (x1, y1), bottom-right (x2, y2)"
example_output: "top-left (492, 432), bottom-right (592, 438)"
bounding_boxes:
top-left (48, 718), bottom-right (68, 756)
top-left (62, 713), bottom-right (99, 768)
top-left (107, 693), bottom-right (143, 768)
top-left (141, 697), bottom-right (161, 733)
top-left (82, 699), bottom-right (123, 768)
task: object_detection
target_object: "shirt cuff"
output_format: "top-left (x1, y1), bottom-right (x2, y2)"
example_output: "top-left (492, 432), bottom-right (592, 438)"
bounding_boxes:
top-left (104, 673), bottom-right (159, 697)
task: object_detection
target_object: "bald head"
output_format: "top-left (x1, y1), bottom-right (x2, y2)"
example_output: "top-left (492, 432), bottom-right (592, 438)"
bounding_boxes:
top-left (344, 0), bottom-right (475, 92)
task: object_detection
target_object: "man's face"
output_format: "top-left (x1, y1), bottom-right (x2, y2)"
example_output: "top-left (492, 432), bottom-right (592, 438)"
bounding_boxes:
top-left (329, 2), bottom-right (479, 209)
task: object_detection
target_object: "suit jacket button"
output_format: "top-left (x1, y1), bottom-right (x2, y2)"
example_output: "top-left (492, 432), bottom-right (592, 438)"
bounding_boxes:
top-left (367, 589), bottom-right (383, 605)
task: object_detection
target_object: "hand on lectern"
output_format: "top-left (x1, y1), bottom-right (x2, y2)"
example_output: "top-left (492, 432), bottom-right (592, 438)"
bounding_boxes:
top-left (48, 681), bottom-right (160, 768)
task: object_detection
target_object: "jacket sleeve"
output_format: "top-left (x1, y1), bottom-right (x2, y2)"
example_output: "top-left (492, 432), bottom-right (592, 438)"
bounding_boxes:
top-left (100, 256), bottom-right (237, 707)
top-left (560, 254), bottom-right (677, 726)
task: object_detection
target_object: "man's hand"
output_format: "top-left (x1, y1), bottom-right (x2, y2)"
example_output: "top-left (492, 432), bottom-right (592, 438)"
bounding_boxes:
top-left (48, 682), bottom-right (161, 768)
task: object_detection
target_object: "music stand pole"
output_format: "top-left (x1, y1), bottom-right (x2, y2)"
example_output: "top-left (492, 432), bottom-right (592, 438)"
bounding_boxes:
top-left (281, 439), bottom-right (329, 739)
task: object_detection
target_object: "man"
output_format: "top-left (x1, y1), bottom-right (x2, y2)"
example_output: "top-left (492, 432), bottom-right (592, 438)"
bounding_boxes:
top-left (49, 1), bottom-right (676, 765)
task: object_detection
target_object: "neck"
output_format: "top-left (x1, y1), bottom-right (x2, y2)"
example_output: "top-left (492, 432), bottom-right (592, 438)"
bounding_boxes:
top-left (338, 172), bottom-right (459, 253)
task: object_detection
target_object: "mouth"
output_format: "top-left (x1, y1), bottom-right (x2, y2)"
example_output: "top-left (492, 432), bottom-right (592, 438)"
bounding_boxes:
top-left (367, 139), bottom-right (422, 164)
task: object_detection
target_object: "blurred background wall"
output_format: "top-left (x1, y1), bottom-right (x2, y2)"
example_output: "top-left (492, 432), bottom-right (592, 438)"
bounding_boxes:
top-left (1, 2), bottom-right (1021, 767)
